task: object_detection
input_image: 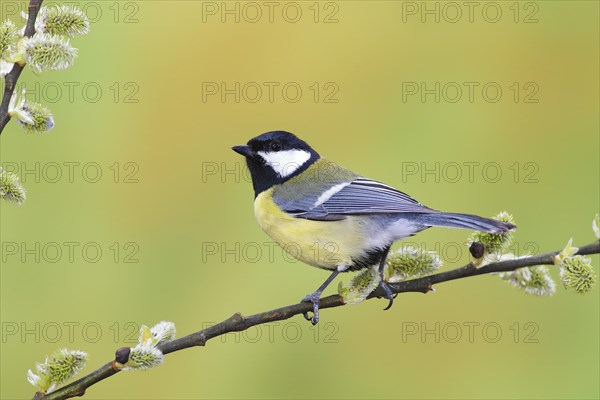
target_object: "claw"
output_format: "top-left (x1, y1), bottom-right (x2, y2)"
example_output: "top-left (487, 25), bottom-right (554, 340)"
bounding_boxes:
top-left (383, 299), bottom-right (394, 311)
top-left (301, 292), bottom-right (321, 325)
top-left (380, 281), bottom-right (395, 311)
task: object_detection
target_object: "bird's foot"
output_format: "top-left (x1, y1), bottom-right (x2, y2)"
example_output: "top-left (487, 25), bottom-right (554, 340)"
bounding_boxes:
top-left (380, 280), bottom-right (395, 311)
top-left (301, 291), bottom-right (322, 325)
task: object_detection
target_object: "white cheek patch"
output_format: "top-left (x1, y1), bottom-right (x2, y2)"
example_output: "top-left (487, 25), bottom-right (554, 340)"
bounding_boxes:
top-left (257, 150), bottom-right (312, 178)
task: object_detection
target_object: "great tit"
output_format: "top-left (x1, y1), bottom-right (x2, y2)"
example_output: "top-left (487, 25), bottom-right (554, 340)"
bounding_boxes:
top-left (232, 131), bottom-right (515, 324)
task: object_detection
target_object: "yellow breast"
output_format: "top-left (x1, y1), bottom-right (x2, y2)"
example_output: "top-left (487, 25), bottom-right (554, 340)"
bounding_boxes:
top-left (254, 188), bottom-right (368, 270)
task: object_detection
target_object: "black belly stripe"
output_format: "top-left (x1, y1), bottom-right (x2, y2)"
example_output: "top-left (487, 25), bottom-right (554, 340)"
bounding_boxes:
top-left (348, 248), bottom-right (386, 271)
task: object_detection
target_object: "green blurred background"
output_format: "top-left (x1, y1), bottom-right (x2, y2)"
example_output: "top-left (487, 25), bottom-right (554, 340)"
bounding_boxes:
top-left (1, 1), bottom-right (599, 399)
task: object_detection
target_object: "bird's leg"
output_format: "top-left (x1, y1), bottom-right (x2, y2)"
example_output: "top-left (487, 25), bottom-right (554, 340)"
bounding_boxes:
top-left (378, 245), bottom-right (395, 310)
top-left (301, 266), bottom-right (347, 325)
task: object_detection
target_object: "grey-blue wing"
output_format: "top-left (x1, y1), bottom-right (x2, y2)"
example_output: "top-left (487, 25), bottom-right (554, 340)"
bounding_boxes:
top-left (286, 178), bottom-right (438, 220)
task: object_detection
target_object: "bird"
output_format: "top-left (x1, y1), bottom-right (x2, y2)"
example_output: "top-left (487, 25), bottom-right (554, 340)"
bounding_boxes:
top-left (232, 131), bottom-right (516, 324)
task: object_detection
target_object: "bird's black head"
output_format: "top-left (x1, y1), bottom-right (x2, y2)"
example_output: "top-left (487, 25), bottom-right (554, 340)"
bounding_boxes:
top-left (232, 131), bottom-right (320, 197)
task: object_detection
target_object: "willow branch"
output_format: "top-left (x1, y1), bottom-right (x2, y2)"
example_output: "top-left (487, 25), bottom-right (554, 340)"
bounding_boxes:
top-left (0, 0), bottom-right (43, 135)
top-left (32, 240), bottom-right (599, 400)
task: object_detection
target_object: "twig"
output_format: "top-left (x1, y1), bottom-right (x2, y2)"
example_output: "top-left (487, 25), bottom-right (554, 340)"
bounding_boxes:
top-left (32, 240), bottom-right (599, 400)
top-left (0, 0), bottom-right (43, 135)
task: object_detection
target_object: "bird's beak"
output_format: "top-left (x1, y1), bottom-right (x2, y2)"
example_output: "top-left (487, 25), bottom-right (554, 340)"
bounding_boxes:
top-left (232, 145), bottom-right (254, 157)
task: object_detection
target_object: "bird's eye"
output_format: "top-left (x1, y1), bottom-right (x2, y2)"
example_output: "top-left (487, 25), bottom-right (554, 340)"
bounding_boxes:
top-left (270, 142), bottom-right (282, 152)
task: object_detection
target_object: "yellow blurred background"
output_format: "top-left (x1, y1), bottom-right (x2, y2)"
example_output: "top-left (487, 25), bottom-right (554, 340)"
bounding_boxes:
top-left (1, 1), bottom-right (598, 398)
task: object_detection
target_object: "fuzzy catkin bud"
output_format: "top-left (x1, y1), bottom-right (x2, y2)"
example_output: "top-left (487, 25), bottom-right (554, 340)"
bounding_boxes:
top-left (47, 349), bottom-right (87, 386)
top-left (23, 33), bottom-right (77, 73)
top-left (499, 264), bottom-right (556, 296)
top-left (338, 266), bottom-right (381, 304)
top-left (26, 349), bottom-right (87, 393)
top-left (123, 345), bottom-right (164, 370)
top-left (0, 19), bottom-right (19, 59)
top-left (385, 245), bottom-right (442, 282)
top-left (559, 255), bottom-right (597, 294)
top-left (150, 321), bottom-right (176, 345)
top-left (17, 102), bottom-right (54, 133)
top-left (120, 321), bottom-right (176, 371)
top-left (0, 167), bottom-right (26, 205)
top-left (36, 5), bottom-right (90, 37)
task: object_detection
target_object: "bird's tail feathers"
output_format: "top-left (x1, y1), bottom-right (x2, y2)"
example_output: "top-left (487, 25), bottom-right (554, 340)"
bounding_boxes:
top-left (416, 212), bottom-right (516, 234)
